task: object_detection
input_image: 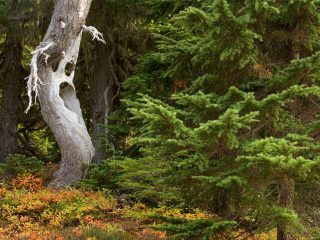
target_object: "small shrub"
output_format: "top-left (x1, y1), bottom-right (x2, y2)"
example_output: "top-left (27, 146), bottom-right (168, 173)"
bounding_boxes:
top-left (0, 188), bottom-right (117, 232)
top-left (0, 188), bottom-right (7, 198)
top-left (0, 154), bottom-right (44, 177)
top-left (52, 224), bottom-right (133, 240)
top-left (11, 173), bottom-right (43, 192)
top-left (84, 225), bottom-right (125, 239)
top-left (152, 216), bottom-right (236, 240)
top-left (78, 162), bottom-right (113, 190)
top-left (123, 203), bottom-right (209, 222)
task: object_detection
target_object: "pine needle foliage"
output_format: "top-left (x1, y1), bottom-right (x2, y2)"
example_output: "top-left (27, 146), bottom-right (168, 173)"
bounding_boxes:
top-left (90, 0), bottom-right (320, 238)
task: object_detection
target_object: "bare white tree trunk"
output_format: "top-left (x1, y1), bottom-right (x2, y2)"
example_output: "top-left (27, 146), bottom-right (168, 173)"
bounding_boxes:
top-left (26, 0), bottom-right (104, 188)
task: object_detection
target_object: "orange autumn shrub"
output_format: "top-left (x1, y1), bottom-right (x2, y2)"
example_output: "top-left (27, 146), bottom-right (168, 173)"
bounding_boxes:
top-left (0, 187), bottom-right (7, 198)
top-left (0, 187), bottom-right (118, 239)
top-left (11, 173), bottom-right (43, 192)
top-left (138, 229), bottom-right (166, 240)
top-left (0, 186), bottom-right (278, 240)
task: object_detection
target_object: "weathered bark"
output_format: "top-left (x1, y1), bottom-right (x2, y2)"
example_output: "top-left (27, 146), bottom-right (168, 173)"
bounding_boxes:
top-left (277, 176), bottom-right (295, 240)
top-left (29, 0), bottom-right (95, 188)
top-left (0, 40), bottom-right (22, 162)
top-left (91, 44), bottom-right (117, 163)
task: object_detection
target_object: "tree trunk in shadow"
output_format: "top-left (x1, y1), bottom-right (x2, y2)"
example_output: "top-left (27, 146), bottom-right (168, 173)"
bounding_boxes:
top-left (91, 44), bottom-right (117, 163)
top-left (0, 40), bottom-right (23, 163)
top-left (276, 40), bottom-right (300, 240)
top-left (277, 176), bottom-right (295, 240)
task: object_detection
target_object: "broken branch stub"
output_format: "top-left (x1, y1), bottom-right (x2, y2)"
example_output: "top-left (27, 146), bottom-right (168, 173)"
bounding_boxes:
top-left (82, 25), bottom-right (106, 44)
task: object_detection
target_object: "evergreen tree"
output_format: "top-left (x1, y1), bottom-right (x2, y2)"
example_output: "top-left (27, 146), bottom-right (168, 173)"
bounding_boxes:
top-left (101, 0), bottom-right (320, 239)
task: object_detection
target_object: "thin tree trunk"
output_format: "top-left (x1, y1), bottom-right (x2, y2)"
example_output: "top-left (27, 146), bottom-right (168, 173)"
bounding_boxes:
top-left (277, 176), bottom-right (295, 240)
top-left (0, 40), bottom-right (22, 162)
top-left (87, 0), bottom-right (117, 164)
top-left (276, 41), bottom-right (301, 240)
top-left (91, 44), bottom-right (117, 163)
top-left (29, 0), bottom-right (95, 188)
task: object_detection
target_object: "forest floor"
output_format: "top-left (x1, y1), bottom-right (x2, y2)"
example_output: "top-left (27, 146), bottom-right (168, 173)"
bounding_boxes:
top-left (0, 173), bottom-right (277, 240)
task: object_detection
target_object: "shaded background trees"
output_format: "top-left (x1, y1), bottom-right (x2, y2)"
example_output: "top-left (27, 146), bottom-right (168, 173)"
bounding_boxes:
top-left (0, 0), bottom-right (53, 163)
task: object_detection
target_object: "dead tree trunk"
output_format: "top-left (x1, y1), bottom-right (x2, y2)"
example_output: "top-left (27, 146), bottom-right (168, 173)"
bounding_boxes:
top-left (0, 40), bottom-right (22, 162)
top-left (26, 0), bottom-right (105, 188)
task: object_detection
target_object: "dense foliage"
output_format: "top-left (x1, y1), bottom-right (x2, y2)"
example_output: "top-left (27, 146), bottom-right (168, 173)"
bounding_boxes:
top-left (1, 0), bottom-right (320, 239)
